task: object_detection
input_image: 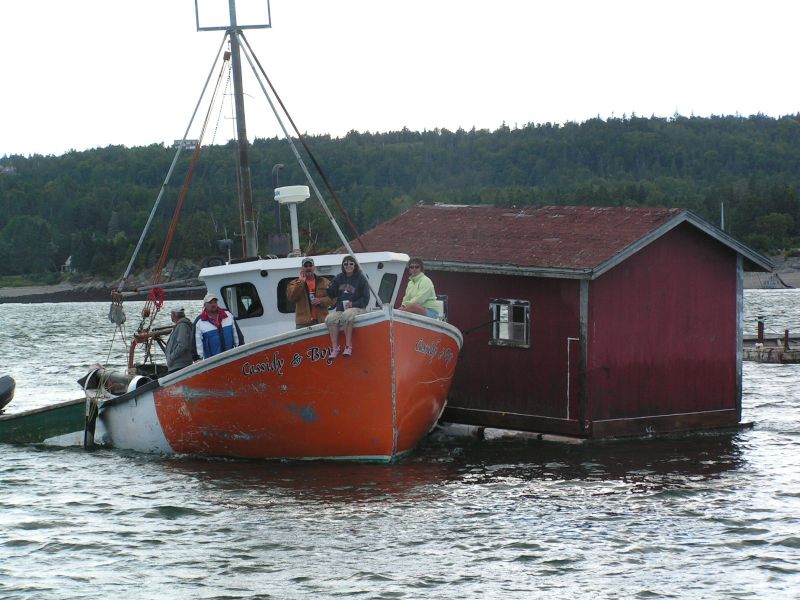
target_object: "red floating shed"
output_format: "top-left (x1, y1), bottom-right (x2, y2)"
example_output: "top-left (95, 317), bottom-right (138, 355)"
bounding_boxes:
top-left (358, 205), bottom-right (772, 439)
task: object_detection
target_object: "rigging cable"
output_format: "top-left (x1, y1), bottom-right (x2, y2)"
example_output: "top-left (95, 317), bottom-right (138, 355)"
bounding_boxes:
top-left (121, 46), bottom-right (234, 373)
top-left (240, 33), bottom-right (367, 252)
top-left (135, 49), bottom-right (233, 338)
top-left (115, 33), bottom-right (229, 295)
top-left (150, 51), bottom-right (232, 290)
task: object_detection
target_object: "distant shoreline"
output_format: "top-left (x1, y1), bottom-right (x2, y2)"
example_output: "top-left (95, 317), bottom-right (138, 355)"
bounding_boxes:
top-left (0, 283), bottom-right (109, 304)
top-left (743, 272), bottom-right (799, 290)
top-left (0, 283), bottom-right (204, 304)
top-left (1, 265), bottom-right (798, 303)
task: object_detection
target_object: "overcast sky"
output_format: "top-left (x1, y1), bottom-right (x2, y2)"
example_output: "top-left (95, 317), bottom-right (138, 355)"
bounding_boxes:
top-left (2, 0), bottom-right (799, 157)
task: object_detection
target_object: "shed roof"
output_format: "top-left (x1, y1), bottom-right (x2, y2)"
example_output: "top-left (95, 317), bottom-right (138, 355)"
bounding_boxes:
top-left (355, 205), bottom-right (771, 279)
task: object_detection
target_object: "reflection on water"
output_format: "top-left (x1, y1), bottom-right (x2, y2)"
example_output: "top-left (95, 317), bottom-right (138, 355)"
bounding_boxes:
top-left (133, 430), bottom-right (746, 507)
top-left (430, 431), bottom-right (745, 493)
top-left (160, 457), bottom-right (460, 505)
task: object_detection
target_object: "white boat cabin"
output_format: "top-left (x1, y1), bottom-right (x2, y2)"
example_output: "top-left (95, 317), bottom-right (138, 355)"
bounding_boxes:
top-left (199, 251), bottom-right (411, 342)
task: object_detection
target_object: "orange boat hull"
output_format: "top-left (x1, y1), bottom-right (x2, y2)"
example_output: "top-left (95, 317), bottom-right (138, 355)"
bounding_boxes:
top-left (101, 312), bottom-right (461, 461)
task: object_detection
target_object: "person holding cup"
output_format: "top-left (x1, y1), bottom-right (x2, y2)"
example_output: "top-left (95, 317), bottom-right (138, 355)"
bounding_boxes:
top-left (287, 257), bottom-right (334, 329)
top-left (325, 255), bottom-right (370, 358)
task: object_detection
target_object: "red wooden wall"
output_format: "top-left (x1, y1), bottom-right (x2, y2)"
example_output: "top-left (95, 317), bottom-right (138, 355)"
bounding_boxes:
top-left (586, 223), bottom-right (739, 434)
top-left (411, 270), bottom-right (583, 434)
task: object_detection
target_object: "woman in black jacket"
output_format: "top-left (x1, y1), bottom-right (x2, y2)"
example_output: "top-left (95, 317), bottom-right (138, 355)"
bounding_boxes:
top-left (325, 255), bottom-right (370, 358)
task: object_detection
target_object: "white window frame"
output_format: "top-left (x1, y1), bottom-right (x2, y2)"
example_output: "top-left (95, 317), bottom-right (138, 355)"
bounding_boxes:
top-left (489, 298), bottom-right (530, 348)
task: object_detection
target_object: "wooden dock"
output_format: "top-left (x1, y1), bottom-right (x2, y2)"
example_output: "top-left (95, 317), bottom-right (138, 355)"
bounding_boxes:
top-left (743, 344), bottom-right (800, 364)
top-left (743, 321), bottom-right (800, 363)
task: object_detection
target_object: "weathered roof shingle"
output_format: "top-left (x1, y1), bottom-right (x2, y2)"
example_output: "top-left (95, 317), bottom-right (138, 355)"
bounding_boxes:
top-left (357, 205), bottom-right (684, 271)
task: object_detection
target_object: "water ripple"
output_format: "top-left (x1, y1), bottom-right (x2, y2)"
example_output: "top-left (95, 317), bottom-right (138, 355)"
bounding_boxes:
top-left (1, 295), bottom-right (800, 598)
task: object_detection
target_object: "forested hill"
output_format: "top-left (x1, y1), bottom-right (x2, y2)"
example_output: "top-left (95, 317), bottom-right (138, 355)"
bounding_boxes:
top-left (1, 113), bottom-right (799, 278)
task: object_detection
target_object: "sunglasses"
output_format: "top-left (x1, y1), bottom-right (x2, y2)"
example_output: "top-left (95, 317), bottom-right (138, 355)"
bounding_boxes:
top-left (408, 265), bottom-right (421, 270)
top-left (343, 261), bottom-right (355, 266)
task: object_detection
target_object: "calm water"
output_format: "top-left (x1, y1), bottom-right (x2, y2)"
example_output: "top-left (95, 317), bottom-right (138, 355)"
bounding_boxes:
top-left (1, 293), bottom-right (799, 599)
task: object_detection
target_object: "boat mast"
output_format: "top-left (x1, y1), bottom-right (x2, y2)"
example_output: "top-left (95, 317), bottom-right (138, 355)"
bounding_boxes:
top-left (227, 0), bottom-right (258, 258)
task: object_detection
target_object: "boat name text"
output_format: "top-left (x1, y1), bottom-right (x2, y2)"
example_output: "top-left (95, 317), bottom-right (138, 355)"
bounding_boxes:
top-left (415, 338), bottom-right (454, 367)
top-left (242, 352), bottom-right (285, 377)
top-left (242, 340), bottom-right (451, 377)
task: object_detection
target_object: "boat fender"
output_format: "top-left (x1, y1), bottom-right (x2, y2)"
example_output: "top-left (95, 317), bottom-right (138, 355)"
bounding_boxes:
top-left (108, 303), bottom-right (126, 326)
top-left (126, 376), bottom-right (152, 393)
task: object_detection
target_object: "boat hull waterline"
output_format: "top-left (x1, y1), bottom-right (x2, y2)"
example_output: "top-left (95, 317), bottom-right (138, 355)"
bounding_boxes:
top-left (91, 311), bottom-right (462, 461)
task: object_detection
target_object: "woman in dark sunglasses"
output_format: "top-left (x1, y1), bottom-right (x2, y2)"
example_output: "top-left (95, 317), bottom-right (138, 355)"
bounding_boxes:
top-left (325, 255), bottom-right (370, 358)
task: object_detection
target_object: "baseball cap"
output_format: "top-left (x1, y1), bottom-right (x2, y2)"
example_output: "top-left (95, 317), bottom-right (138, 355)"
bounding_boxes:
top-left (203, 293), bottom-right (218, 303)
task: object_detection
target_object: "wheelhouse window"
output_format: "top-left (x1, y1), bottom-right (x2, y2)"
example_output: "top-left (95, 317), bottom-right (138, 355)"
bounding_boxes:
top-left (221, 283), bottom-right (264, 319)
top-left (436, 294), bottom-right (449, 321)
top-left (377, 273), bottom-right (398, 307)
top-left (489, 299), bottom-right (530, 348)
top-left (277, 278), bottom-right (296, 313)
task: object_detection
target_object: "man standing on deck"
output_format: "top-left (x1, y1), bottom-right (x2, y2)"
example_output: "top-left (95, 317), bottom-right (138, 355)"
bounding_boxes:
top-left (286, 257), bottom-right (334, 328)
top-left (165, 307), bottom-right (193, 372)
top-left (195, 293), bottom-right (240, 359)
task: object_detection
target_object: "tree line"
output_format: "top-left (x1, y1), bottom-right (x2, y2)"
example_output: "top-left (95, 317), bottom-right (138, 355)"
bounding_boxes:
top-left (1, 113), bottom-right (799, 279)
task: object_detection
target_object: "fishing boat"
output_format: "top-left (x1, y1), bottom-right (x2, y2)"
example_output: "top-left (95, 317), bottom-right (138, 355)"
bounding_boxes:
top-left (77, 3), bottom-right (462, 461)
top-left (0, 398), bottom-right (85, 446)
top-left (0, 376), bottom-right (87, 445)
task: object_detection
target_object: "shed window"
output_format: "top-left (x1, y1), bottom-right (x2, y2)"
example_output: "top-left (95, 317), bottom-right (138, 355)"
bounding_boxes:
top-left (489, 299), bottom-right (530, 348)
top-left (221, 283), bottom-right (263, 319)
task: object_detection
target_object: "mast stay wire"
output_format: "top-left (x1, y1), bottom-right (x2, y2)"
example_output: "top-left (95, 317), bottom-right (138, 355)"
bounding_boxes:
top-left (117, 33), bottom-right (229, 295)
top-left (238, 34), bottom-right (383, 309)
top-left (239, 32), bottom-right (367, 253)
top-left (136, 46), bottom-right (234, 336)
top-left (149, 49), bottom-right (233, 284)
top-left (98, 33), bottom-right (228, 379)
top-left (168, 53), bottom-right (234, 276)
